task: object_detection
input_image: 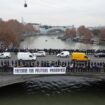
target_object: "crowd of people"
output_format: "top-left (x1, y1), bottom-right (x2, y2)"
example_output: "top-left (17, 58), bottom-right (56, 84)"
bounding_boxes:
top-left (0, 60), bottom-right (105, 73)
top-left (0, 48), bottom-right (105, 73)
top-left (1, 48), bottom-right (105, 55)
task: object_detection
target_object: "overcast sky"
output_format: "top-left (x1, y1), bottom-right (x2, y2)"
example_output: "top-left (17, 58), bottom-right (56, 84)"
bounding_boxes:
top-left (0, 0), bottom-right (105, 26)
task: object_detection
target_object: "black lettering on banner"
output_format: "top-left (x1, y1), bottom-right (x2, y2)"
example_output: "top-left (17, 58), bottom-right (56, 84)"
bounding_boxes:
top-left (15, 69), bottom-right (27, 73)
top-left (35, 69), bottom-right (39, 72)
top-left (35, 68), bottom-right (48, 72)
top-left (50, 68), bottom-right (65, 72)
top-left (29, 69), bottom-right (34, 73)
top-left (15, 69), bottom-right (20, 73)
top-left (14, 67), bottom-right (66, 74)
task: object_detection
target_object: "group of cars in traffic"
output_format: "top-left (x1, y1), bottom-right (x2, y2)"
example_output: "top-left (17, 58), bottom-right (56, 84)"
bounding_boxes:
top-left (0, 50), bottom-right (105, 61)
top-left (0, 51), bottom-right (46, 60)
top-left (0, 51), bottom-right (70, 59)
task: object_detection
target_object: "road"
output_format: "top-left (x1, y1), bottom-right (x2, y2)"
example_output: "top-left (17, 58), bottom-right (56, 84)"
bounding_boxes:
top-left (0, 53), bottom-right (105, 63)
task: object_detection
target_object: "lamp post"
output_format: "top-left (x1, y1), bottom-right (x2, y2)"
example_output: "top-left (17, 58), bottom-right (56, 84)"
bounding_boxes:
top-left (24, 0), bottom-right (28, 8)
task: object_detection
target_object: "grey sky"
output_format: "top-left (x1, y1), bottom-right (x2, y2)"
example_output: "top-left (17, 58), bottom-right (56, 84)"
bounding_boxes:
top-left (0, 0), bottom-right (105, 26)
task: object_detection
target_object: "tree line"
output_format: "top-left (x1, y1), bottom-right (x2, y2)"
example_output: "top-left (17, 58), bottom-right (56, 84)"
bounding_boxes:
top-left (65, 25), bottom-right (105, 44)
top-left (0, 19), bottom-right (36, 49)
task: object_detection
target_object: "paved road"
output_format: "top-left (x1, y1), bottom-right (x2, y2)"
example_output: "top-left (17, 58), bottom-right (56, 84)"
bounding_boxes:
top-left (0, 53), bottom-right (105, 63)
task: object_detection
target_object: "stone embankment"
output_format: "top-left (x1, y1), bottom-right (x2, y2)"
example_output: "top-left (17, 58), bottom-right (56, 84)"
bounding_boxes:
top-left (0, 72), bottom-right (105, 88)
top-left (0, 74), bottom-right (37, 87)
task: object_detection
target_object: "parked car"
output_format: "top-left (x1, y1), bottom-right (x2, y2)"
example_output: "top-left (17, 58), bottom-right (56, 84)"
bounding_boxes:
top-left (57, 51), bottom-right (70, 57)
top-left (94, 52), bottom-right (105, 57)
top-left (32, 51), bottom-right (46, 57)
top-left (17, 52), bottom-right (36, 60)
top-left (0, 52), bottom-right (11, 59)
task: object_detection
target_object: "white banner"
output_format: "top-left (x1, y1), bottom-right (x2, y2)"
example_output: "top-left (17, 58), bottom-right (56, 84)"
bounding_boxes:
top-left (13, 67), bottom-right (66, 74)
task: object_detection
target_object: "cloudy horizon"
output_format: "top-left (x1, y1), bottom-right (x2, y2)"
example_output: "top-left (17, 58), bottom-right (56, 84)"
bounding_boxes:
top-left (0, 0), bottom-right (105, 27)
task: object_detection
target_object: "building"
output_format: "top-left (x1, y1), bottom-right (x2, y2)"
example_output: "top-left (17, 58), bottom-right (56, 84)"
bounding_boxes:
top-left (28, 23), bottom-right (41, 32)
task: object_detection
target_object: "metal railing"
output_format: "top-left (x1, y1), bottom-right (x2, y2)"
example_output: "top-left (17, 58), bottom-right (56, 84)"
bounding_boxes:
top-left (0, 60), bottom-right (105, 74)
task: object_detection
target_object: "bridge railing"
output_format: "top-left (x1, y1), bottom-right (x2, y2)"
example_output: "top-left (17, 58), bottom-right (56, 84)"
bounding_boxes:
top-left (0, 60), bottom-right (105, 74)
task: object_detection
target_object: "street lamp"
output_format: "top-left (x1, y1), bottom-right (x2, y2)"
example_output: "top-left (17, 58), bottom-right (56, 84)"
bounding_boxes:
top-left (24, 0), bottom-right (28, 7)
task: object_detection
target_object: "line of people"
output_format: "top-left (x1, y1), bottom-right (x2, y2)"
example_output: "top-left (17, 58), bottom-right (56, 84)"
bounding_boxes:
top-left (1, 48), bottom-right (105, 55)
top-left (0, 60), bottom-right (105, 73)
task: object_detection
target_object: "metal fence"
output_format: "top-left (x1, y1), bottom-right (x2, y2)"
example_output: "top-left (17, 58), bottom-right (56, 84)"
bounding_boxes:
top-left (0, 60), bottom-right (105, 74)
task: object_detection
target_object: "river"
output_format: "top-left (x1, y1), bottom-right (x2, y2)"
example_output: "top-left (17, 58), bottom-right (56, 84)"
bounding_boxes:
top-left (20, 35), bottom-right (105, 49)
top-left (0, 76), bottom-right (105, 105)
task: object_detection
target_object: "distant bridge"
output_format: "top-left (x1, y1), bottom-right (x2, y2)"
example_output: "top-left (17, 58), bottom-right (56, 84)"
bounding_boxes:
top-left (23, 27), bottom-right (66, 36)
top-left (23, 26), bottom-right (73, 36)
top-left (39, 26), bottom-right (72, 34)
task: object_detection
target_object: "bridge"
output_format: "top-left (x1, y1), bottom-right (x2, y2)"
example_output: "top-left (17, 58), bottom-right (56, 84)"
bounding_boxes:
top-left (23, 26), bottom-right (68, 36)
top-left (23, 26), bottom-right (74, 36)
top-left (0, 66), bottom-right (105, 88)
top-left (0, 49), bottom-right (105, 87)
top-left (39, 26), bottom-right (72, 34)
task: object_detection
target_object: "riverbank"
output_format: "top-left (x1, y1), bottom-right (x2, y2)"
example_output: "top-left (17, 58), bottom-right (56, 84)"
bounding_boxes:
top-left (57, 35), bottom-right (102, 45)
top-left (1, 76), bottom-right (105, 105)
top-left (0, 74), bottom-right (38, 87)
top-left (1, 73), bottom-right (105, 88)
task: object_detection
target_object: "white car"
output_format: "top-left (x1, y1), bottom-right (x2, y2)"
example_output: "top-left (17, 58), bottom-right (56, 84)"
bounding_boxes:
top-left (94, 52), bottom-right (105, 57)
top-left (0, 52), bottom-right (11, 59)
top-left (57, 51), bottom-right (70, 57)
top-left (32, 51), bottom-right (46, 57)
top-left (17, 52), bottom-right (36, 60)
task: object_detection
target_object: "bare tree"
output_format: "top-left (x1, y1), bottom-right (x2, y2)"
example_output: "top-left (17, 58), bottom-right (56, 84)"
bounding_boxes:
top-left (77, 25), bottom-right (86, 36)
top-left (99, 29), bottom-right (105, 44)
top-left (77, 25), bottom-right (92, 43)
top-left (65, 28), bottom-right (76, 38)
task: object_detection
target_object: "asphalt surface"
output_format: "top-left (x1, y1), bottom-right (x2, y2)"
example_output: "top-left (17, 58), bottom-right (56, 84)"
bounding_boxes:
top-left (0, 53), bottom-right (105, 63)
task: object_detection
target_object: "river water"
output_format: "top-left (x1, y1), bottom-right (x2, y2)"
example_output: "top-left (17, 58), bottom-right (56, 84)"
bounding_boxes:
top-left (20, 35), bottom-right (105, 49)
top-left (0, 76), bottom-right (105, 105)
